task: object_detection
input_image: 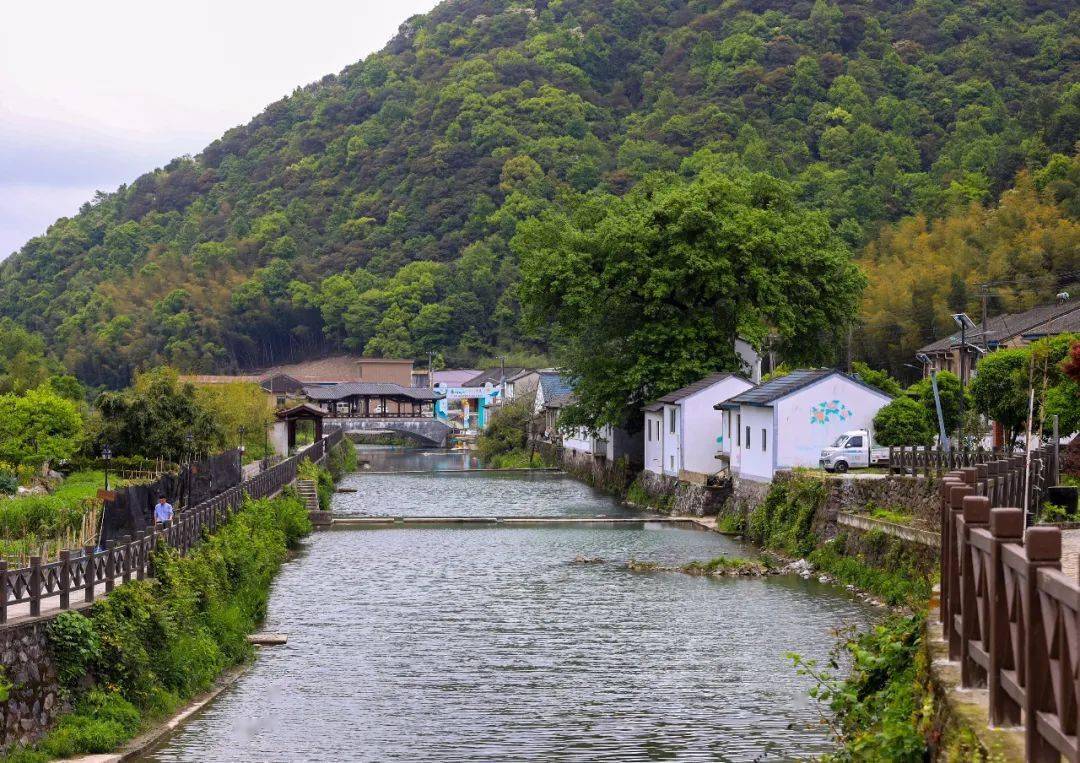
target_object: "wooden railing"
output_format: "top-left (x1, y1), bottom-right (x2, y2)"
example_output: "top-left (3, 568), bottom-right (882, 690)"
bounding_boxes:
top-left (0, 430), bottom-right (344, 624)
top-left (891, 445), bottom-right (1054, 511)
top-left (939, 447), bottom-right (1078, 760)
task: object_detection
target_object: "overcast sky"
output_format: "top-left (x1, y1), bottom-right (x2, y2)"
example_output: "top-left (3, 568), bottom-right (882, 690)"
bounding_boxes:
top-left (0, 0), bottom-right (439, 259)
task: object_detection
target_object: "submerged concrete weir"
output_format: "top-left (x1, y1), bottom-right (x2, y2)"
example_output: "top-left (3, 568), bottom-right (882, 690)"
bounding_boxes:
top-left (323, 418), bottom-right (452, 447)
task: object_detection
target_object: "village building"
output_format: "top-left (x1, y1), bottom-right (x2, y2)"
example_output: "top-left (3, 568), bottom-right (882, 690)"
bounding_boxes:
top-left (717, 369), bottom-right (893, 483)
top-left (302, 382), bottom-right (441, 419)
top-left (434, 367), bottom-right (523, 432)
top-left (642, 373), bottom-right (755, 481)
top-left (536, 373), bottom-right (643, 466)
top-left (917, 298), bottom-right (1079, 379)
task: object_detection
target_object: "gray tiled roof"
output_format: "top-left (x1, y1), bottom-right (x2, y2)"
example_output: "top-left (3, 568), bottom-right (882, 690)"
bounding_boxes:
top-left (720, 369), bottom-right (892, 408)
top-left (918, 301), bottom-right (1080, 354)
top-left (462, 367), bottom-right (527, 387)
top-left (538, 372), bottom-right (575, 403)
top-left (304, 382), bottom-right (442, 401)
top-left (643, 372), bottom-right (748, 411)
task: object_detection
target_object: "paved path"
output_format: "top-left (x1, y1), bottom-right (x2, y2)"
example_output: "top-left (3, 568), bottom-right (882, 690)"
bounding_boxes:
top-left (2, 579), bottom-right (112, 629)
top-left (1062, 529), bottom-right (1080, 577)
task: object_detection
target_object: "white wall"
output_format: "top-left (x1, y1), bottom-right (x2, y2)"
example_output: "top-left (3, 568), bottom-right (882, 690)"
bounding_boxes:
top-left (679, 377), bottom-right (754, 475)
top-left (734, 405), bottom-right (774, 482)
top-left (563, 426), bottom-right (593, 455)
top-left (735, 338), bottom-right (763, 383)
top-left (775, 377), bottom-right (892, 472)
top-left (644, 411), bottom-right (664, 474)
top-left (661, 404), bottom-right (680, 476)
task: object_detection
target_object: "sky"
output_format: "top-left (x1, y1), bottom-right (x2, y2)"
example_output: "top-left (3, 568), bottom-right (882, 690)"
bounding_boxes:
top-left (0, 0), bottom-right (440, 260)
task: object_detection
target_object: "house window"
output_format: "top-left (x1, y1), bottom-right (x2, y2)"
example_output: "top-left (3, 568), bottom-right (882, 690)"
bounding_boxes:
top-left (745, 426), bottom-right (750, 449)
top-left (727, 411), bottom-right (732, 441)
top-left (647, 420), bottom-right (652, 442)
top-left (737, 414), bottom-right (742, 446)
top-left (762, 428), bottom-right (767, 452)
top-left (670, 455), bottom-right (674, 470)
top-left (669, 408), bottom-right (676, 434)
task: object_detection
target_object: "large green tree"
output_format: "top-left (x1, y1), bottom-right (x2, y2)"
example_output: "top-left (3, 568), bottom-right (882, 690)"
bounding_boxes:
top-left (969, 335), bottom-right (1080, 444)
top-left (0, 386), bottom-right (83, 470)
top-left (515, 171), bottom-right (864, 427)
top-left (92, 367), bottom-right (223, 462)
top-left (0, 0), bottom-right (1074, 385)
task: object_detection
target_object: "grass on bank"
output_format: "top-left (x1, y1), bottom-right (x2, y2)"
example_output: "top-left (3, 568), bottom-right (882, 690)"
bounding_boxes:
top-left (5, 492), bottom-right (312, 762)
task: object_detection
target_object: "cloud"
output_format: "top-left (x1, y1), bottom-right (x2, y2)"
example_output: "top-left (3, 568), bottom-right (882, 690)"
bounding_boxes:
top-left (0, 0), bottom-right (439, 258)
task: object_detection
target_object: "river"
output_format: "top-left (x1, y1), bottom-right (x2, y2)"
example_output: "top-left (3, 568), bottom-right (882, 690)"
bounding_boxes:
top-left (141, 446), bottom-right (873, 762)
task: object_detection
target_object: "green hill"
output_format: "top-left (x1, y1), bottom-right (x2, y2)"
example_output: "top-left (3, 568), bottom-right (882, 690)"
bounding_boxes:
top-left (1, 0), bottom-right (1077, 386)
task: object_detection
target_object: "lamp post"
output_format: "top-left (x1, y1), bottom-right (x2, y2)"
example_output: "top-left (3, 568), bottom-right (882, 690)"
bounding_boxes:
top-left (951, 313), bottom-right (978, 447)
top-left (915, 354), bottom-right (949, 453)
top-left (238, 425), bottom-right (246, 454)
top-left (102, 445), bottom-right (113, 492)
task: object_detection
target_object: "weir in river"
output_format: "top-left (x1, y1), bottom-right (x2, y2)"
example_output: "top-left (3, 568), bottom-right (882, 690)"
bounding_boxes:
top-left (140, 446), bottom-right (874, 762)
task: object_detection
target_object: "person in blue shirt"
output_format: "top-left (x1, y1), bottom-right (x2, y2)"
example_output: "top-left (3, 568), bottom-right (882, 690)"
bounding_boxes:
top-left (154, 496), bottom-right (174, 524)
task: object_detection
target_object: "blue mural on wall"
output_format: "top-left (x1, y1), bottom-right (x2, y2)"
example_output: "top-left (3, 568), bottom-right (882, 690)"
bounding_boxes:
top-left (809, 400), bottom-right (853, 425)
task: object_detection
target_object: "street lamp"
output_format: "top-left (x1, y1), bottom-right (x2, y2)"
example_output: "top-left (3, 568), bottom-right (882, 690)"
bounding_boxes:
top-left (102, 445), bottom-right (113, 492)
top-left (916, 354), bottom-right (950, 452)
top-left (238, 425), bottom-right (247, 453)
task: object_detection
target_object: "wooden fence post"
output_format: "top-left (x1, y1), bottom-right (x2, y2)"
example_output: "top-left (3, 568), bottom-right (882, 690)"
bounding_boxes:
top-left (988, 507), bottom-right (1023, 726)
top-left (949, 482), bottom-right (976, 660)
top-left (1022, 526), bottom-right (1062, 763)
top-left (121, 535), bottom-right (132, 584)
top-left (104, 540), bottom-right (116, 594)
top-left (59, 550), bottom-right (71, 610)
top-left (939, 474), bottom-right (964, 625)
top-left (84, 545), bottom-right (96, 603)
top-left (0, 560), bottom-right (8, 623)
top-left (960, 495), bottom-right (990, 687)
top-left (29, 556), bottom-right (41, 617)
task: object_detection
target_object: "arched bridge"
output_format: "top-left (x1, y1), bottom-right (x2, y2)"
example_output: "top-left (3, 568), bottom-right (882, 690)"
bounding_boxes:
top-left (323, 418), bottom-right (452, 447)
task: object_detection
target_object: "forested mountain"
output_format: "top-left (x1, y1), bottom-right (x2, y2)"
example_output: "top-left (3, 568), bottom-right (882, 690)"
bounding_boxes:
top-left (1, 0), bottom-right (1077, 386)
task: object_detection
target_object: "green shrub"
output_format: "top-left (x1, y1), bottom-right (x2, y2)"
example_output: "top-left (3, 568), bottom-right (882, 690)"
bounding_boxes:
top-left (326, 440), bottom-right (358, 481)
top-left (47, 611), bottom-right (101, 694)
top-left (476, 401), bottom-right (532, 463)
top-left (39, 691), bottom-right (141, 757)
top-left (791, 614), bottom-right (928, 761)
top-left (0, 468), bottom-right (17, 495)
top-left (18, 493), bottom-right (311, 760)
top-left (298, 460), bottom-right (334, 509)
top-left (745, 472), bottom-right (826, 557)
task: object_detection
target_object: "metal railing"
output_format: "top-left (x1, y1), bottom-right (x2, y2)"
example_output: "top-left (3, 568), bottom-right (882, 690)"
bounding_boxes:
top-left (938, 447), bottom-right (1078, 759)
top-left (0, 429), bottom-right (344, 624)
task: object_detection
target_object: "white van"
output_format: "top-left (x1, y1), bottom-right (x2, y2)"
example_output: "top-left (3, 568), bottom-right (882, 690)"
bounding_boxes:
top-left (819, 429), bottom-right (890, 473)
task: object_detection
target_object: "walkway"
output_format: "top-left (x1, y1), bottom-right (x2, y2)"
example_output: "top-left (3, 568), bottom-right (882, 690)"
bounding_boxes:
top-left (1062, 528), bottom-right (1080, 577)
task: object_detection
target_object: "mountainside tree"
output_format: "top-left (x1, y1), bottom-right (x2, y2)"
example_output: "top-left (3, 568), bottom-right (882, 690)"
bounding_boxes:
top-left (516, 171), bottom-right (863, 427)
top-left (0, 0), bottom-right (1074, 385)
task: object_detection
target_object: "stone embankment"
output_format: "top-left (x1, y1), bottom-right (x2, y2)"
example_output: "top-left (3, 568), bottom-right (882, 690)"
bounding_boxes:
top-left (0, 621), bottom-right (61, 747)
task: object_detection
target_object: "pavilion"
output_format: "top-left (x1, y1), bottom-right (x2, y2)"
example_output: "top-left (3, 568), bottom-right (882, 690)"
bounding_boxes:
top-left (303, 383), bottom-right (442, 418)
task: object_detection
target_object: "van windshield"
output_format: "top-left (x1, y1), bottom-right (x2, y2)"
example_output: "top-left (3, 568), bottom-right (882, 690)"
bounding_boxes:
top-left (830, 435), bottom-right (848, 447)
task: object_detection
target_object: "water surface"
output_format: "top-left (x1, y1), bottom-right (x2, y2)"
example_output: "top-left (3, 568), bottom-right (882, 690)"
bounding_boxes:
top-left (141, 448), bottom-right (872, 762)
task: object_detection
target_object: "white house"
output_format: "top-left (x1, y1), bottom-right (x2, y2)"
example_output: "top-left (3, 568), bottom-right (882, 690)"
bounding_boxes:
top-left (643, 373), bottom-right (755, 479)
top-left (538, 373), bottom-right (644, 466)
top-left (718, 369), bottom-right (893, 483)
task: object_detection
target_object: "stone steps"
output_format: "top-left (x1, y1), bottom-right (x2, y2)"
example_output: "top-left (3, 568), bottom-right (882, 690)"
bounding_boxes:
top-left (296, 479), bottom-right (320, 512)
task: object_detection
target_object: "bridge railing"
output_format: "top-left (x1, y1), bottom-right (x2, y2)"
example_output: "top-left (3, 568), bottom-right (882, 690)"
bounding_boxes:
top-left (0, 431), bottom-right (343, 624)
top-left (937, 447), bottom-right (1079, 759)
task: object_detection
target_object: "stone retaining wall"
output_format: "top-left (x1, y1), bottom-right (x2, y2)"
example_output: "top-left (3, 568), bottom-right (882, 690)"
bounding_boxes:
top-left (0, 619), bottom-right (62, 749)
top-left (633, 471), bottom-right (731, 517)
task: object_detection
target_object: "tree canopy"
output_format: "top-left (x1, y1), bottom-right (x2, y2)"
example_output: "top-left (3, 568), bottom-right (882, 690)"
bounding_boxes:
top-left (91, 368), bottom-right (223, 462)
top-left (0, 387), bottom-right (83, 470)
top-left (0, 0), bottom-right (1075, 385)
top-left (516, 170), bottom-right (863, 427)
